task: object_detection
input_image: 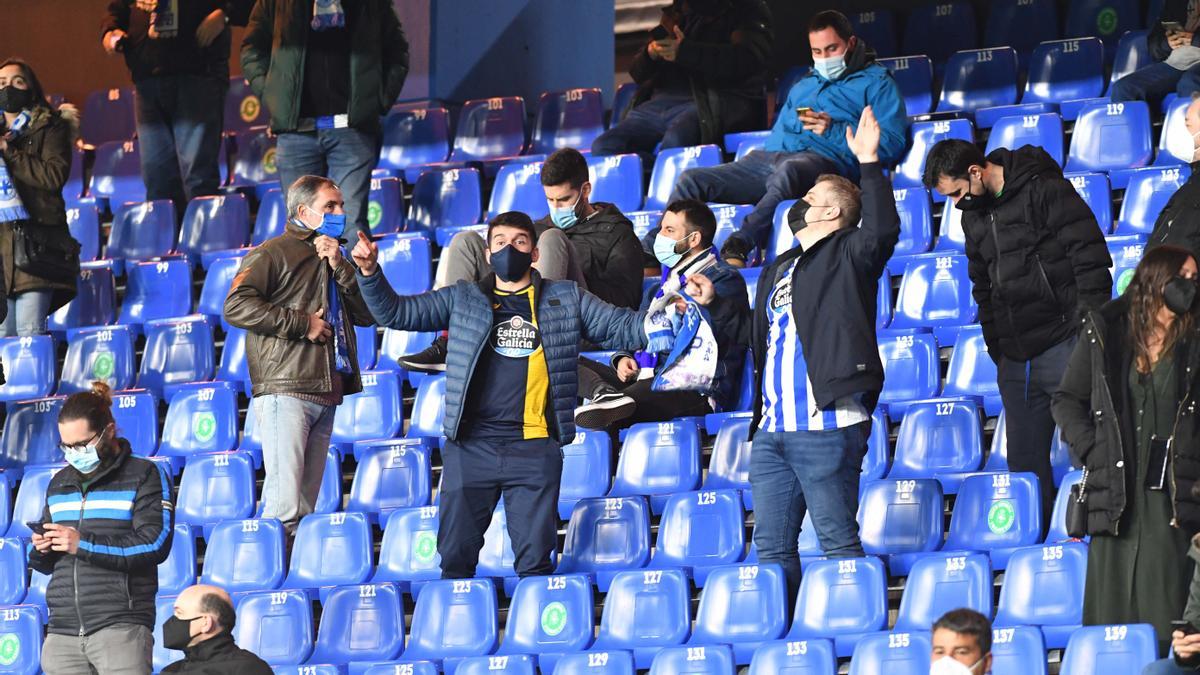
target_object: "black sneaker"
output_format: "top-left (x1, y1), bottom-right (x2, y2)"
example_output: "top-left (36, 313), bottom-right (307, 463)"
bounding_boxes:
top-left (575, 389), bottom-right (636, 429)
top-left (399, 335), bottom-right (447, 373)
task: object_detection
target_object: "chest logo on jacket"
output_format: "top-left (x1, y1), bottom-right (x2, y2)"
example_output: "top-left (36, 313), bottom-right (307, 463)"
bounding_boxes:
top-left (770, 281), bottom-right (791, 314)
top-left (491, 316), bottom-right (541, 358)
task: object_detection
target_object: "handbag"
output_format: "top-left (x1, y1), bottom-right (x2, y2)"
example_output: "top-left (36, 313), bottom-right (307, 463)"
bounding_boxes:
top-left (1065, 466), bottom-right (1089, 538)
top-left (12, 222), bottom-right (80, 285)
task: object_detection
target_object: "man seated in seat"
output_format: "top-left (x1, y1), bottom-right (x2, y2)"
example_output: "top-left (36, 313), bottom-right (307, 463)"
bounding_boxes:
top-left (399, 148), bottom-right (645, 372)
top-left (1144, 529), bottom-right (1200, 674)
top-left (161, 584), bottom-right (272, 673)
top-left (575, 199), bottom-right (748, 430)
top-left (930, 609), bottom-right (992, 675)
top-left (351, 211), bottom-right (648, 580)
top-left (660, 9), bottom-right (907, 268)
top-left (1111, 1), bottom-right (1200, 107)
top-left (1149, 95), bottom-right (1200, 259)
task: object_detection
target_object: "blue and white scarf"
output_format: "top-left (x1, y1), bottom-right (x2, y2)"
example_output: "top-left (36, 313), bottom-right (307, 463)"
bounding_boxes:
top-left (326, 274), bottom-right (354, 374)
top-left (311, 0), bottom-right (346, 31)
top-left (651, 291), bottom-right (719, 393)
top-left (136, 0), bottom-right (179, 39)
top-left (0, 110), bottom-right (30, 224)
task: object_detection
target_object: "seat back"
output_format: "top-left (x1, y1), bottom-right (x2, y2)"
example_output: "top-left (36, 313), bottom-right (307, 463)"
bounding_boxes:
top-left (0, 604), bottom-right (43, 674)
top-left (198, 251), bottom-right (249, 323)
top-left (405, 578), bottom-right (500, 660)
top-left (995, 541), bottom-right (1087, 628)
top-left (648, 645), bottom-right (735, 674)
top-left (558, 496), bottom-right (652, 574)
top-left (848, 632), bottom-right (932, 675)
top-left (1047, 470), bottom-right (1084, 543)
top-left (894, 119), bottom-right (974, 189)
top-left (1064, 0), bottom-right (1139, 56)
top-left (90, 139), bottom-right (145, 205)
top-left (159, 381), bottom-right (239, 458)
top-left (892, 187), bottom-right (933, 256)
top-left (1, 397), bottom-right (66, 470)
top-left (894, 552), bottom-right (993, 631)
top-left (407, 167), bottom-right (483, 231)
top-left (225, 76), bottom-right (266, 132)
top-left (1116, 166), bottom-right (1190, 235)
top-left (531, 88), bottom-right (604, 155)
top-left (233, 589), bottom-right (315, 665)
top-left (703, 416), bottom-right (751, 493)
top-left (349, 440), bottom-right (433, 513)
top-left (984, 0), bottom-right (1058, 58)
top-left (379, 105), bottom-right (452, 171)
top-left (748, 639), bottom-right (837, 675)
top-left (552, 651), bottom-right (637, 675)
top-left (596, 568), bottom-right (691, 652)
top-left (0, 537), bottom-right (28, 605)
top-left (375, 233), bottom-right (433, 295)
top-left (111, 389), bottom-right (159, 456)
top-left (0, 336), bottom-right (55, 402)
top-left (375, 505), bottom-right (442, 584)
top-left (407, 373), bottom-right (446, 440)
top-left (645, 145), bottom-right (722, 211)
top-left (652, 489), bottom-right (744, 569)
top-left (1108, 234), bottom-right (1147, 297)
top-left (285, 512), bottom-right (374, 588)
top-left (558, 430), bottom-right (613, 519)
top-left (81, 87), bottom-right (136, 145)
top-left (109, 200), bottom-right (176, 262)
top-left (690, 563), bottom-right (789, 647)
top-left (157, 523), bottom-right (196, 597)
top-left (1110, 30), bottom-right (1151, 88)
top-left (1024, 38), bottom-right (1106, 104)
top-left (9, 465), bottom-right (60, 538)
top-left (175, 451), bottom-right (256, 526)
top-left (200, 518), bottom-right (286, 592)
top-left (309, 583), bottom-right (406, 664)
top-left (136, 316), bottom-right (215, 399)
top-left (452, 97), bottom-right (527, 162)
top-left (230, 127), bottom-right (279, 188)
top-left (788, 557), bottom-right (888, 640)
top-left (878, 56), bottom-right (934, 116)
top-left (877, 330), bottom-right (941, 408)
top-left (331, 369), bottom-right (403, 444)
top-left (850, 9), bottom-right (897, 57)
top-left (1060, 624), bottom-right (1157, 675)
top-left (985, 113), bottom-right (1065, 166)
top-left (945, 472), bottom-right (1043, 552)
top-left (891, 254), bottom-right (977, 331)
top-left (901, 2), bottom-right (977, 64)
top-left (1066, 100), bottom-right (1153, 173)
top-left (367, 176), bottom-right (404, 234)
top-left (488, 160), bottom-right (549, 220)
top-left (942, 325), bottom-right (1000, 404)
top-left (178, 194), bottom-right (251, 262)
top-left (990, 626), bottom-right (1049, 675)
top-left (67, 202), bottom-right (101, 262)
top-left (1067, 171), bottom-right (1113, 234)
top-left (937, 47), bottom-right (1019, 113)
top-left (119, 257), bottom-right (194, 326)
top-left (588, 154), bottom-right (643, 213)
top-left (609, 421), bottom-right (702, 506)
top-left (50, 260), bottom-right (118, 332)
top-left (890, 400), bottom-right (984, 478)
top-left (501, 574), bottom-right (594, 655)
top-left (857, 478), bottom-right (944, 558)
top-left (252, 187), bottom-right (287, 245)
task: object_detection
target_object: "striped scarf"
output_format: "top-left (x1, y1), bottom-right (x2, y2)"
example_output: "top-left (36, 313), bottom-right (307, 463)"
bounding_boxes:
top-left (311, 0), bottom-right (346, 31)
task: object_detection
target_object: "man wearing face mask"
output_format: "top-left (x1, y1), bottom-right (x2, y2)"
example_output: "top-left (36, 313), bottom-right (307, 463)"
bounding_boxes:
top-left (930, 609), bottom-right (992, 675)
top-left (655, 10), bottom-right (908, 268)
top-left (224, 175), bottom-right (375, 540)
top-left (32, 381), bottom-right (174, 675)
top-left (160, 584), bottom-right (272, 673)
top-left (1150, 95), bottom-right (1200, 261)
top-left (575, 199), bottom-right (749, 429)
top-left (924, 139), bottom-right (1112, 526)
top-left (351, 211), bottom-right (649, 580)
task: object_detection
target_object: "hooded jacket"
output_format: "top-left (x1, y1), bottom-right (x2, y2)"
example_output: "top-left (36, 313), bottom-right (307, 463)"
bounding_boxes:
top-left (29, 439), bottom-right (175, 636)
top-left (161, 631), bottom-right (273, 674)
top-left (961, 145), bottom-right (1113, 362)
top-left (1148, 0), bottom-right (1200, 62)
top-left (765, 39), bottom-right (908, 180)
top-left (535, 203), bottom-right (645, 310)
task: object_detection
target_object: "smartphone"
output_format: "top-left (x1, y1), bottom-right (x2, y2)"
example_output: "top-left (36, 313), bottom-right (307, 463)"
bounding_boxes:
top-left (1172, 620), bottom-right (1198, 636)
top-left (25, 521), bottom-right (46, 536)
top-left (796, 106), bottom-right (813, 118)
top-left (1164, 21), bottom-right (1186, 33)
top-left (650, 25), bottom-right (670, 40)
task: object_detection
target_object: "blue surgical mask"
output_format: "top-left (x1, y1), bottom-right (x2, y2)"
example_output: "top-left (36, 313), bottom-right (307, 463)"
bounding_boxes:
top-left (62, 440), bottom-right (102, 474)
top-left (295, 211), bottom-right (347, 240)
top-left (653, 232), bottom-right (688, 268)
top-left (814, 54), bottom-right (847, 81)
top-left (549, 193), bottom-right (582, 229)
top-left (490, 244), bottom-right (533, 282)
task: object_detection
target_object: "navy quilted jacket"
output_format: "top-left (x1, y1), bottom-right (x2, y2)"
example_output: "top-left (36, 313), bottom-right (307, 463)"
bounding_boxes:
top-left (358, 270), bottom-right (647, 442)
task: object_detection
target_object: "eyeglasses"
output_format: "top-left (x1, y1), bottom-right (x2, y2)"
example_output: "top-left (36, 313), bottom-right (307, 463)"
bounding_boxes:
top-left (59, 429), bottom-right (101, 454)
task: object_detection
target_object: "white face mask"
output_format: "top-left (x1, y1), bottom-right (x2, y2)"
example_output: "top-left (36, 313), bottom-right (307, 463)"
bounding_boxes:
top-left (930, 655), bottom-right (984, 675)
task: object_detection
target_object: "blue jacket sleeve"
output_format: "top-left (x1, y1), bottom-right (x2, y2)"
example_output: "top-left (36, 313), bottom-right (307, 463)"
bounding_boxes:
top-left (74, 463), bottom-right (174, 572)
top-left (579, 290), bottom-right (647, 352)
top-left (357, 270), bottom-right (454, 333)
top-left (869, 75), bottom-right (909, 166)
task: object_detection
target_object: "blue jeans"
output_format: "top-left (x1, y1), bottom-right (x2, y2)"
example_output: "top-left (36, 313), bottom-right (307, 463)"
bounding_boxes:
top-left (1142, 658), bottom-right (1195, 675)
top-left (256, 394), bottom-right (337, 534)
top-left (1110, 61), bottom-right (1200, 105)
top-left (668, 150), bottom-right (839, 252)
top-left (276, 127), bottom-right (380, 239)
top-left (750, 423), bottom-right (870, 604)
top-left (134, 75), bottom-right (226, 212)
top-left (591, 94), bottom-right (700, 158)
top-left (0, 290), bottom-right (51, 337)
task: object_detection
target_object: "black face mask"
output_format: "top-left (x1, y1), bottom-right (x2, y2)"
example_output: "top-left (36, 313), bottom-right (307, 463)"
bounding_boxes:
top-left (162, 616), bottom-right (200, 651)
top-left (1164, 276), bottom-right (1199, 316)
top-left (954, 174), bottom-right (993, 212)
top-left (490, 244), bottom-right (533, 283)
top-left (788, 202), bottom-right (811, 234)
top-left (0, 86), bottom-right (33, 114)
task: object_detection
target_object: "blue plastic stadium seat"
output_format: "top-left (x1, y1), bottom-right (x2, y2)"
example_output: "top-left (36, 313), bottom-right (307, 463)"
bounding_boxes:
top-left (108, 200), bottom-right (176, 263)
top-left (1066, 101), bottom-right (1153, 183)
top-left (649, 645), bottom-right (735, 675)
top-left (348, 440), bottom-right (432, 516)
top-left (1110, 30), bottom-right (1152, 93)
top-left (407, 373), bottom-right (446, 441)
top-left (0, 538), bottom-right (27, 606)
top-left (587, 154), bottom-right (643, 213)
top-left (200, 518), bottom-right (285, 591)
top-left (848, 632), bottom-right (932, 675)
top-left (887, 399), bottom-right (984, 491)
top-left (175, 451), bottom-right (256, 527)
top-left (496, 574), bottom-right (594, 670)
top-left (373, 506), bottom-right (442, 594)
top-left (1047, 470), bottom-right (1084, 543)
top-left (455, 655), bottom-right (535, 675)
top-left (1065, 0), bottom-right (1139, 59)
top-left (559, 431), bottom-right (613, 520)
top-left (990, 626), bottom-right (1049, 675)
top-left (1116, 166), bottom-right (1190, 235)
top-left (994, 541), bottom-right (1087, 648)
top-left (876, 330), bottom-right (940, 417)
top-left (476, 501), bottom-right (548, 593)
top-left (307, 583), bottom-right (405, 665)
top-left (894, 120), bottom-right (975, 194)
top-left (944, 472), bottom-right (1043, 569)
top-left (1023, 38), bottom-right (1108, 123)
top-left (63, 145), bottom-right (88, 205)
top-left (312, 447), bottom-right (342, 516)
top-left (229, 127), bottom-right (280, 189)
top-left (224, 76), bottom-right (265, 132)
top-left (749, 639), bottom-right (837, 675)
top-left (892, 188), bottom-right (933, 256)
top-left (0, 604), bottom-right (44, 674)
top-left (724, 131), bottom-right (770, 161)
top-left (702, 416), bottom-right (753, 510)
top-left (157, 381), bottom-right (239, 459)
top-left (152, 595), bottom-right (185, 669)
top-left (902, 2), bottom-right (977, 67)
top-left (8, 464), bottom-right (59, 538)
top-left (649, 490), bottom-right (744, 585)
top-left (403, 578), bottom-right (500, 670)
top-left (216, 325), bottom-right (251, 392)
top-left (118, 257), bottom-right (193, 326)
top-left (787, 557), bottom-right (888, 657)
top-left (1060, 624), bottom-right (1156, 675)
top-left (275, 666), bottom-right (344, 675)
top-left (857, 478), bottom-right (944, 576)
top-left (331, 370), bottom-right (403, 444)
top-left (108, 389), bottom-right (157, 457)
top-left (878, 56), bottom-right (934, 116)
top-left (67, 203), bottom-right (100, 262)
top-left (610, 82), bottom-right (638, 127)
top-left (985, 113), bottom-right (1065, 167)
top-left (252, 187), bottom-right (287, 245)
top-left (627, 210), bottom-right (663, 241)
top-left (1155, 96), bottom-right (1192, 166)
top-left (557, 496), bottom-right (652, 590)
top-left (1, 397), bottom-right (65, 471)
top-left (359, 663), bottom-right (440, 675)
top-left (136, 316), bottom-right (214, 399)
top-left (984, 0), bottom-right (1058, 61)
top-left (408, 167), bottom-right (484, 233)
top-left (282, 512), bottom-right (374, 590)
top-left (850, 9), bottom-right (897, 57)
top-left (709, 203), bottom-right (752, 249)
top-left (889, 254), bottom-right (977, 341)
top-left (1108, 234), bottom-right (1147, 297)
top-left (452, 96), bottom-right (527, 164)
top-left (608, 421), bottom-right (701, 513)
top-left (90, 139), bottom-right (146, 208)
top-left (178, 194), bottom-right (250, 263)
top-left (942, 325), bottom-right (1002, 416)
top-left (23, 567), bottom-right (49, 615)
top-left (645, 145), bottom-right (722, 211)
top-left (157, 523), bottom-right (195, 597)
top-left (552, 651), bottom-right (636, 675)
top-left (689, 563), bottom-right (788, 664)
top-left (0, 484), bottom-right (14, 537)
top-left (365, 176), bottom-right (404, 234)
top-left (197, 251), bottom-right (248, 324)
top-left (593, 569), bottom-right (691, 669)
top-left (862, 409), bottom-right (889, 481)
top-left (775, 66), bottom-right (810, 110)
top-left (47, 260), bottom-right (115, 334)
top-left (375, 233), bottom-right (433, 295)
top-left (379, 106), bottom-right (452, 182)
top-left (0, 336), bottom-right (54, 402)
top-left (937, 47), bottom-right (1019, 114)
top-left (489, 160), bottom-right (549, 220)
top-left (233, 589), bottom-right (315, 665)
top-left (532, 88), bottom-right (604, 155)
top-left (1066, 171), bottom-right (1113, 234)
top-left (81, 86), bottom-right (136, 146)
top-left (894, 552), bottom-right (992, 632)
top-left (377, 328), bottom-right (437, 380)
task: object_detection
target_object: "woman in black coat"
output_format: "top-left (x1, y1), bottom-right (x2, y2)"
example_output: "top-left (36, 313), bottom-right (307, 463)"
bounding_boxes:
top-left (1053, 245), bottom-right (1200, 655)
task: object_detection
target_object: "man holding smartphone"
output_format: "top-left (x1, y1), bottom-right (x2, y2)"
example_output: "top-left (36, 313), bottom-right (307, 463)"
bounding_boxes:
top-left (1111, 1), bottom-right (1200, 105)
top-left (1144, 534), bottom-right (1200, 673)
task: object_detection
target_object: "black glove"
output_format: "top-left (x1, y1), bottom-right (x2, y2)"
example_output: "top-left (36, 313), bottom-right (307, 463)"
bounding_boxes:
top-left (720, 234), bottom-right (753, 264)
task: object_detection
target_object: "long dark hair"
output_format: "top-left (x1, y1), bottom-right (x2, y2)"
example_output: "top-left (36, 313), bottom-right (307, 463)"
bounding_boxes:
top-left (0, 58), bottom-right (51, 110)
top-left (1127, 245), bottom-right (1197, 373)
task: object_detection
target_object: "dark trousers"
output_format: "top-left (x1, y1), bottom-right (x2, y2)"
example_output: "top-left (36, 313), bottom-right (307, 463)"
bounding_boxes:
top-left (591, 94), bottom-right (700, 159)
top-left (134, 74), bottom-right (226, 214)
top-left (1110, 61), bottom-right (1200, 107)
top-left (438, 435), bottom-right (562, 579)
top-left (577, 356), bottom-right (713, 428)
top-left (997, 336), bottom-right (1076, 530)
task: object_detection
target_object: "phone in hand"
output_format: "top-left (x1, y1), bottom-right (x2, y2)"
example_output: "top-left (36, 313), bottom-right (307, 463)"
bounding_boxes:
top-left (1164, 21), bottom-right (1186, 34)
top-left (650, 25), bottom-right (670, 41)
top-left (26, 521), bottom-right (46, 536)
top-left (796, 106), bottom-right (813, 118)
top-left (1172, 620), bottom-right (1198, 636)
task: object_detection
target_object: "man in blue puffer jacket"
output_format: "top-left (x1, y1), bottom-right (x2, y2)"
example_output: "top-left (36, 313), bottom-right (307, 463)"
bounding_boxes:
top-left (665, 10), bottom-right (907, 267)
top-left (351, 211), bottom-right (648, 579)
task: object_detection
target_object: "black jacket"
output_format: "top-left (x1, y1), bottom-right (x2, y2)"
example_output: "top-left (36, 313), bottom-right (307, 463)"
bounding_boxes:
top-left (162, 631), bottom-right (273, 674)
top-left (629, 0), bottom-right (772, 144)
top-left (1149, 163), bottom-right (1200, 260)
top-left (536, 203), bottom-right (645, 310)
top-left (1148, 0), bottom-right (1200, 62)
top-left (1052, 296), bottom-right (1200, 536)
top-left (29, 440), bottom-right (175, 636)
top-left (740, 162), bottom-right (898, 436)
top-left (961, 146), bottom-right (1113, 362)
top-left (102, 1), bottom-right (254, 82)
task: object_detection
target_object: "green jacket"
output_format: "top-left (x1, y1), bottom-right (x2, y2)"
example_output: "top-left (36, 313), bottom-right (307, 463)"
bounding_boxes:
top-left (240, 0), bottom-right (410, 134)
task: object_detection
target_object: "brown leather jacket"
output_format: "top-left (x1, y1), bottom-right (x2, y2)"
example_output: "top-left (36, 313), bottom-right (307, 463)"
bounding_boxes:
top-left (223, 222), bottom-right (374, 397)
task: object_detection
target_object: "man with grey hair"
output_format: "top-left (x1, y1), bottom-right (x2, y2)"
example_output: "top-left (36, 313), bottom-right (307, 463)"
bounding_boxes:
top-left (224, 175), bottom-right (375, 539)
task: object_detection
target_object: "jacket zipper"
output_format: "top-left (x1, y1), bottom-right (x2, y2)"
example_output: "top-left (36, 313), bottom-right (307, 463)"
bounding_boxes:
top-left (990, 213), bottom-right (1029, 360)
top-left (1033, 254), bottom-right (1066, 323)
top-left (73, 489), bottom-right (88, 636)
